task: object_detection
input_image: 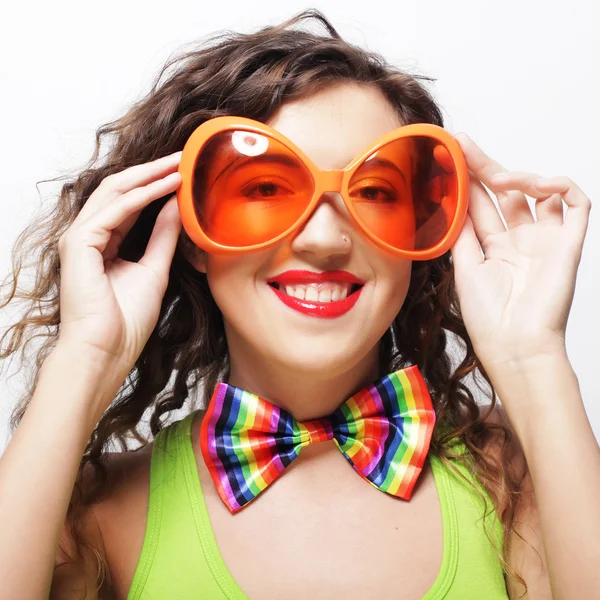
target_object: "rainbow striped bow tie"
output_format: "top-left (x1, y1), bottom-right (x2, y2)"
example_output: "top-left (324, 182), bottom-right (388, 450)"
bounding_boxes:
top-left (199, 365), bottom-right (436, 514)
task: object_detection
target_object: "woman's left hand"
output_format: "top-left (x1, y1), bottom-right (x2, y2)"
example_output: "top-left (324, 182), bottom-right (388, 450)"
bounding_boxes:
top-left (450, 133), bottom-right (592, 374)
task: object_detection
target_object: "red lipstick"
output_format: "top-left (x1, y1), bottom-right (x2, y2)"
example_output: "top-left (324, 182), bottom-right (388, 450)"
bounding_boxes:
top-left (268, 270), bottom-right (365, 285)
top-left (267, 270), bottom-right (365, 319)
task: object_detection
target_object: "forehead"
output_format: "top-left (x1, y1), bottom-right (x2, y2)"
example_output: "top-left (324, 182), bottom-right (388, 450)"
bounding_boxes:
top-left (266, 82), bottom-right (403, 169)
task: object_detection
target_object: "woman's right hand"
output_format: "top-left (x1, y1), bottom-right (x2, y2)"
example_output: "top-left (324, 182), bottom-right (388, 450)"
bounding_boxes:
top-left (56, 151), bottom-right (184, 376)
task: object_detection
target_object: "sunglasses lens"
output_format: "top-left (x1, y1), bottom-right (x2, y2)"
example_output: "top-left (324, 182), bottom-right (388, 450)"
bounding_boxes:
top-left (349, 136), bottom-right (458, 252)
top-left (192, 129), bottom-right (314, 247)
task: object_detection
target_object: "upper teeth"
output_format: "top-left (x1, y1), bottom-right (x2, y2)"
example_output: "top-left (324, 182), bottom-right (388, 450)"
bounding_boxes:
top-left (280, 283), bottom-right (352, 302)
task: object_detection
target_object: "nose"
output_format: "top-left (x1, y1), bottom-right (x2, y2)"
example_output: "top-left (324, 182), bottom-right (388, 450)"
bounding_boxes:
top-left (290, 192), bottom-right (352, 261)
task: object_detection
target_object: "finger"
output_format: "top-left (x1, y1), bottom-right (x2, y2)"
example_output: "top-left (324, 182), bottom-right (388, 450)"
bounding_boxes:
top-left (101, 207), bottom-right (142, 262)
top-left (78, 171), bottom-right (182, 256)
top-left (534, 192), bottom-right (564, 225)
top-left (139, 195), bottom-right (182, 285)
top-left (491, 171), bottom-right (553, 196)
top-left (490, 172), bottom-right (583, 227)
top-left (535, 176), bottom-right (592, 247)
top-left (451, 211), bottom-right (484, 276)
top-left (78, 151), bottom-right (183, 220)
top-left (455, 133), bottom-right (533, 228)
top-left (492, 171), bottom-right (563, 225)
top-left (467, 175), bottom-right (506, 249)
top-left (490, 170), bottom-right (563, 223)
top-left (493, 187), bottom-right (536, 229)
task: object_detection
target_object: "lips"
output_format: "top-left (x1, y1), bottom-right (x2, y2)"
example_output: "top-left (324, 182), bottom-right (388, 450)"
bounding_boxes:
top-left (266, 270), bottom-right (365, 318)
top-left (268, 270), bottom-right (365, 286)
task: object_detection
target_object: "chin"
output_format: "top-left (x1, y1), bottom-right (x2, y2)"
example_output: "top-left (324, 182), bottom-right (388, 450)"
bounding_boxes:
top-left (265, 337), bottom-right (378, 380)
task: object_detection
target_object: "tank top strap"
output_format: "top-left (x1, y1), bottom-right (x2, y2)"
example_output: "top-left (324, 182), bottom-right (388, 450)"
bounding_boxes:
top-left (126, 423), bottom-right (169, 599)
top-left (427, 422), bottom-right (507, 598)
top-left (420, 451), bottom-right (459, 598)
top-left (435, 421), bottom-right (501, 528)
top-left (435, 421), bottom-right (468, 455)
top-left (127, 411), bottom-right (246, 599)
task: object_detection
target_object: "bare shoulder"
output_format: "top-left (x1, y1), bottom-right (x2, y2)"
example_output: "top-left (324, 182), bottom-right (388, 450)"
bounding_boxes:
top-left (478, 403), bottom-right (553, 599)
top-left (51, 444), bottom-right (154, 600)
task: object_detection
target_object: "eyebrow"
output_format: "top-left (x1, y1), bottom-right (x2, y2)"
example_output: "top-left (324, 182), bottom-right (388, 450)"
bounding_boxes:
top-left (217, 153), bottom-right (302, 179)
top-left (359, 156), bottom-right (408, 183)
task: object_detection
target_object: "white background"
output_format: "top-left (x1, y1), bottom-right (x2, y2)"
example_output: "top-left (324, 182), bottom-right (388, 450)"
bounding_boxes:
top-left (1, 0), bottom-right (598, 450)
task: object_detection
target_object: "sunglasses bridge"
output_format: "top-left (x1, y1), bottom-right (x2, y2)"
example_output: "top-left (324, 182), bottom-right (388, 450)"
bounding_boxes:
top-left (312, 170), bottom-right (345, 195)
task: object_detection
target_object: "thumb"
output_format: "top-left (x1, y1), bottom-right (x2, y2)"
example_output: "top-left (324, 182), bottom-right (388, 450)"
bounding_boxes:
top-left (138, 195), bottom-right (182, 279)
top-left (450, 213), bottom-right (483, 277)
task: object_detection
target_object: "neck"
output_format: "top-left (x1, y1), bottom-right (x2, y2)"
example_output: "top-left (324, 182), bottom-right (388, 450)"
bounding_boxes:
top-left (225, 345), bottom-right (382, 423)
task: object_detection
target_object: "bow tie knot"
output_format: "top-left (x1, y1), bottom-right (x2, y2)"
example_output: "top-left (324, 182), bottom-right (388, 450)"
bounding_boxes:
top-left (298, 417), bottom-right (335, 445)
top-left (200, 365), bottom-right (436, 513)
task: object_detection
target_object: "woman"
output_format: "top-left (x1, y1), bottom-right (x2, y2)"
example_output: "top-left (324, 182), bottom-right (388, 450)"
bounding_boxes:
top-left (1, 9), bottom-right (597, 600)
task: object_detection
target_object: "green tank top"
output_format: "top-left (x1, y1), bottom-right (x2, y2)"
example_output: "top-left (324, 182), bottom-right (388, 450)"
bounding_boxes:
top-left (127, 411), bottom-right (508, 599)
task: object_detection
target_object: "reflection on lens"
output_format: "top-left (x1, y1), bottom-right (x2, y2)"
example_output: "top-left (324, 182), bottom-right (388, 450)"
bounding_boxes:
top-left (231, 131), bottom-right (269, 157)
top-left (349, 136), bottom-right (458, 252)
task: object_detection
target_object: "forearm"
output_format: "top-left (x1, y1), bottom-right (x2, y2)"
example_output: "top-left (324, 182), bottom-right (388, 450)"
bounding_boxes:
top-left (490, 353), bottom-right (600, 600)
top-left (0, 344), bottom-right (123, 600)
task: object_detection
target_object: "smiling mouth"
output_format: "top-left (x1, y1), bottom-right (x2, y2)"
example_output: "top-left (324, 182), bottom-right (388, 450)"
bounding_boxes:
top-left (267, 282), bottom-right (363, 303)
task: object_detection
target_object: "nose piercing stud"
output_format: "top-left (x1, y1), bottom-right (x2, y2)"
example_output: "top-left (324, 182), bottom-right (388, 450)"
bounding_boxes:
top-left (342, 234), bottom-right (349, 244)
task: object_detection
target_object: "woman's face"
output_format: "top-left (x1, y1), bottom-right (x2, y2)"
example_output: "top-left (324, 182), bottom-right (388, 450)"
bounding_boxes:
top-left (187, 82), bottom-right (413, 379)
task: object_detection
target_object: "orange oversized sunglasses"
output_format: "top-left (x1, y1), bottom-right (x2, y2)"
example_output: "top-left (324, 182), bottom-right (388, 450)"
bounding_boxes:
top-left (177, 116), bottom-right (469, 259)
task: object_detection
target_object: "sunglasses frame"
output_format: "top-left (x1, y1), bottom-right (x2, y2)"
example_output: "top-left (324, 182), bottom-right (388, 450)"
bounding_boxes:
top-left (177, 116), bottom-right (469, 259)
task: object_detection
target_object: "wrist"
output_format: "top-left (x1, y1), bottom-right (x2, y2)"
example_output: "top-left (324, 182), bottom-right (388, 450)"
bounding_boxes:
top-left (483, 352), bottom-right (578, 443)
top-left (41, 342), bottom-right (129, 425)
top-left (53, 337), bottom-right (131, 376)
top-left (480, 343), bottom-right (568, 378)
top-left (475, 336), bottom-right (569, 376)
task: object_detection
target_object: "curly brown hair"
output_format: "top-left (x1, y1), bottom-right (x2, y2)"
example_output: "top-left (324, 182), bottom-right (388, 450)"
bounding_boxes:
top-left (1, 8), bottom-right (531, 598)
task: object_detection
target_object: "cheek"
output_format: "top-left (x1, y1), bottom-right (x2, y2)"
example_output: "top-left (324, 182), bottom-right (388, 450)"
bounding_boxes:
top-left (203, 253), bottom-right (269, 322)
top-left (375, 259), bottom-right (413, 313)
top-left (204, 256), bottom-right (248, 314)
